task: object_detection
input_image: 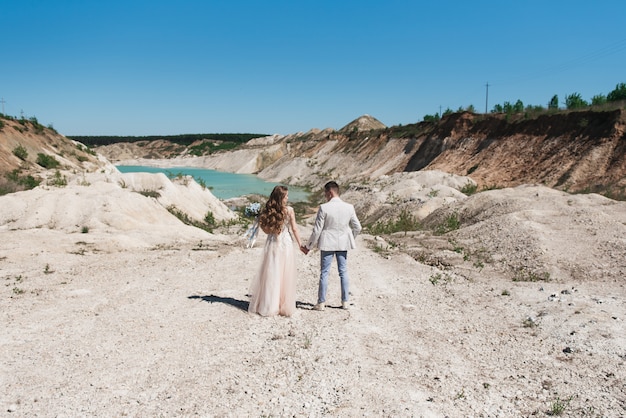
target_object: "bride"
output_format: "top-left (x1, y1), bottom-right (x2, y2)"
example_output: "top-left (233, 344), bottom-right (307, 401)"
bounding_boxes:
top-left (248, 185), bottom-right (304, 317)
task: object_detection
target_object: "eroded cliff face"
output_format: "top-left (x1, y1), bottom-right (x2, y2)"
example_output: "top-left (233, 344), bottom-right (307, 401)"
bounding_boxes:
top-left (0, 118), bottom-right (108, 192)
top-left (412, 110), bottom-right (626, 194)
top-left (32, 110), bottom-right (626, 196)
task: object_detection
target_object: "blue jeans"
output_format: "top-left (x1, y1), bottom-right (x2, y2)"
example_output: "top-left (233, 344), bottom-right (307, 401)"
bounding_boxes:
top-left (318, 250), bottom-right (349, 304)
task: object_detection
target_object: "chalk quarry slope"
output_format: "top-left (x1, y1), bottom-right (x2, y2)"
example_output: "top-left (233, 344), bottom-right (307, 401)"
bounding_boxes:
top-left (1, 114), bottom-right (625, 416)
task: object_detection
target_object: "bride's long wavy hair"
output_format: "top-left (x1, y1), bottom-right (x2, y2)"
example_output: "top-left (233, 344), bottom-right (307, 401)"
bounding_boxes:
top-left (258, 185), bottom-right (288, 235)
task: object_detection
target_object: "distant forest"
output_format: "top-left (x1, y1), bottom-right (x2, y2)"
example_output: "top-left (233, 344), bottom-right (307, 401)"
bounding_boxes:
top-left (68, 133), bottom-right (267, 147)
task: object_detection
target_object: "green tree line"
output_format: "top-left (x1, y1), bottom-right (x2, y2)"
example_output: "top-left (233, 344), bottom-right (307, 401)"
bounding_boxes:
top-left (423, 82), bottom-right (626, 121)
top-left (68, 133), bottom-right (267, 147)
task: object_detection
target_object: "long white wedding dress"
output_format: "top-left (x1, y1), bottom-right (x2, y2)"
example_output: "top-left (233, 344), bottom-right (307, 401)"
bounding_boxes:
top-left (248, 213), bottom-right (297, 317)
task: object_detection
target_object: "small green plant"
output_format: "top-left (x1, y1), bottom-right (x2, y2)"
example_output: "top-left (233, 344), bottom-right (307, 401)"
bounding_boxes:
top-left (13, 287), bottom-right (25, 295)
top-left (81, 226), bottom-right (89, 233)
top-left (460, 182), bottom-right (478, 195)
top-left (138, 189), bottom-right (161, 199)
top-left (501, 289), bottom-right (510, 296)
top-left (429, 273), bottom-right (440, 285)
top-left (449, 239), bottom-right (463, 254)
top-left (429, 273), bottom-right (451, 285)
top-left (303, 334), bottom-right (312, 349)
top-left (547, 396), bottom-right (572, 416)
top-left (428, 188), bottom-right (439, 198)
top-left (473, 260), bottom-right (485, 270)
top-left (194, 177), bottom-right (207, 189)
top-left (21, 175), bottom-right (40, 189)
top-left (204, 211), bottom-right (216, 229)
top-left (5, 169), bottom-right (20, 182)
top-left (12, 144), bottom-right (28, 160)
top-left (522, 317), bottom-right (538, 328)
top-left (454, 389), bottom-right (465, 400)
top-left (47, 170), bottom-right (67, 187)
top-left (371, 240), bottom-right (395, 258)
top-left (44, 264), bottom-right (53, 274)
top-left (435, 213), bottom-right (461, 235)
top-left (36, 153), bottom-right (60, 169)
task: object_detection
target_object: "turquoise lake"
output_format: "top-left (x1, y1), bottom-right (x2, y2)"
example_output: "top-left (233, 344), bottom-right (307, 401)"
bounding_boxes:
top-left (116, 165), bottom-right (310, 202)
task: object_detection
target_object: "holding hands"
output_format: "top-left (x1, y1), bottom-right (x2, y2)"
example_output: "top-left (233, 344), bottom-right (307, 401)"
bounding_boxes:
top-left (300, 245), bottom-right (309, 255)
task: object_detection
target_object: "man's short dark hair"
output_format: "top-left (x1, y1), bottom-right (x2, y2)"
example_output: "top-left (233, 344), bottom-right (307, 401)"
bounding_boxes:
top-left (324, 181), bottom-right (339, 194)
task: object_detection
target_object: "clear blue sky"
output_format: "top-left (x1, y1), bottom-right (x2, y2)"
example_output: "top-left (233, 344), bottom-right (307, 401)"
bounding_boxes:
top-left (2, 0), bottom-right (625, 136)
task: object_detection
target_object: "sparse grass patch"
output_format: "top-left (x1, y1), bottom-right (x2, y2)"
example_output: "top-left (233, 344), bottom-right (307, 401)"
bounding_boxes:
top-left (195, 177), bottom-right (207, 189)
top-left (76, 143), bottom-right (96, 156)
top-left (303, 334), bottom-right (312, 349)
top-left (434, 212), bottom-right (460, 235)
top-left (370, 239), bottom-right (397, 258)
top-left (429, 272), bottom-right (452, 286)
top-left (138, 189), bottom-right (161, 199)
top-left (513, 268), bottom-right (550, 282)
top-left (36, 153), bottom-right (60, 169)
top-left (460, 182), bottom-right (478, 195)
top-left (367, 209), bottom-right (421, 236)
top-left (167, 205), bottom-right (215, 233)
top-left (12, 144), bottom-right (28, 160)
top-left (47, 170), bottom-right (67, 187)
top-left (547, 396), bottom-right (572, 416)
top-left (3, 170), bottom-right (40, 193)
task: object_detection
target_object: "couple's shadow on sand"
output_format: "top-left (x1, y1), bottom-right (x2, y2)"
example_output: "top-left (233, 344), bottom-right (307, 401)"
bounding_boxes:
top-left (188, 295), bottom-right (315, 312)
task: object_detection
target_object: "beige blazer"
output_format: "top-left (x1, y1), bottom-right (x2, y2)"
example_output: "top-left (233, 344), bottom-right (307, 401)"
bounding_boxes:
top-left (307, 197), bottom-right (362, 251)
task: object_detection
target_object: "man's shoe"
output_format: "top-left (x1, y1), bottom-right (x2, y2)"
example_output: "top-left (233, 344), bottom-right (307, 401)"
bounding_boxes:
top-left (313, 303), bottom-right (325, 311)
top-left (341, 301), bottom-right (349, 310)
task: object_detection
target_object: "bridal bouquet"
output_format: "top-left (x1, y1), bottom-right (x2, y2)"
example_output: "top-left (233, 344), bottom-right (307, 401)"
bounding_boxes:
top-left (244, 202), bottom-right (261, 218)
top-left (243, 202), bottom-right (261, 248)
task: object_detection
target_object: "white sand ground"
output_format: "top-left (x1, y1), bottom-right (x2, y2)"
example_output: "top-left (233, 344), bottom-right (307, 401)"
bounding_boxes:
top-left (1, 169), bottom-right (625, 417)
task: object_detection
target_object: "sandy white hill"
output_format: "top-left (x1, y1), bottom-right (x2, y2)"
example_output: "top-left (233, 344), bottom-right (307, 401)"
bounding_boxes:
top-left (1, 168), bottom-right (625, 416)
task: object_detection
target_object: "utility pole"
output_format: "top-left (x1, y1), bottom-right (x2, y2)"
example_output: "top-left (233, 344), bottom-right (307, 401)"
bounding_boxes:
top-left (485, 82), bottom-right (489, 114)
top-left (0, 97), bottom-right (5, 115)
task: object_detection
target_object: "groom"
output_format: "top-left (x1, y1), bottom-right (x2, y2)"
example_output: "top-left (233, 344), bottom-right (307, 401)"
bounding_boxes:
top-left (301, 181), bottom-right (362, 310)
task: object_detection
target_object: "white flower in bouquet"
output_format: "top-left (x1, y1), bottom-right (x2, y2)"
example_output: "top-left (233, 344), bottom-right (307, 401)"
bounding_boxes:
top-left (244, 202), bottom-right (261, 218)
